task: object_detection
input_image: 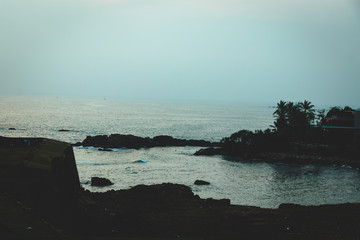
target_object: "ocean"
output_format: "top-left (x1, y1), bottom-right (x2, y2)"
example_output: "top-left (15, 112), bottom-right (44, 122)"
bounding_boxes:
top-left (1, 95), bottom-right (360, 208)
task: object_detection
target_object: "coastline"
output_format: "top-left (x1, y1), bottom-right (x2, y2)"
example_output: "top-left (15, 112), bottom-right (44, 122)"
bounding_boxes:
top-left (75, 133), bottom-right (360, 169)
top-left (195, 146), bottom-right (360, 169)
top-left (1, 136), bottom-right (360, 239)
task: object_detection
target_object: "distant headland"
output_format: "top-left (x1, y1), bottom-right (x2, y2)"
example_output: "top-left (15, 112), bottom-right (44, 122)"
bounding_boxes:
top-left (74, 101), bottom-right (360, 168)
top-left (195, 101), bottom-right (360, 168)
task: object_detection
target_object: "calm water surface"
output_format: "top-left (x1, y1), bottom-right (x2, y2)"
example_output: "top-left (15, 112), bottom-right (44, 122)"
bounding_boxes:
top-left (74, 146), bottom-right (360, 208)
top-left (1, 96), bottom-right (360, 208)
top-left (0, 96), bottom-right (273, 143)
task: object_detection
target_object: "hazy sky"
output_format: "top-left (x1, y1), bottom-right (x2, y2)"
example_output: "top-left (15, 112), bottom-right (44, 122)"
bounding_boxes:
top-left (1, 0), bottom-right (360, 106)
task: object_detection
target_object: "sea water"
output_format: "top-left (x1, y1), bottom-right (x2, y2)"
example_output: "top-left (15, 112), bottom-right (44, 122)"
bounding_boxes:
top-left (1, 95), bottom-right (360, 208)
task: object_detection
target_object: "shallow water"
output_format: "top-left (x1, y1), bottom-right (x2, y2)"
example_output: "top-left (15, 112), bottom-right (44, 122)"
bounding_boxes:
top-left (74, 146), bottom-right (360, 208)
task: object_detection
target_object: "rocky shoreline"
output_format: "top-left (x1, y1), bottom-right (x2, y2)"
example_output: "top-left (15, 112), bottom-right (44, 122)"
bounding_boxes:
top-left (75, 133), bottom-right (360, 169)
top-left (195, 145), bottom-right (360, 169)
top-left (1, 136), bottom-right (360, 239)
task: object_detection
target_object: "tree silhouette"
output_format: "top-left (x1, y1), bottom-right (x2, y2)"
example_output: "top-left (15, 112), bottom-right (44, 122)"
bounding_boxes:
top-left (298, 100), bottom-right (315, 126)
top-left (273, 100), bottom-right (315, 131)
top-left (316, 109), bottom-right (326, 126)
top-left (272, 100), bottom-right (287, 131)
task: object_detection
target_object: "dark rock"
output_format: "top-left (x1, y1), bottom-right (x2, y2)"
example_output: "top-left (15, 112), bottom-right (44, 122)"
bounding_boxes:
top-left (8, 128), bottom-right (16, 130)
top-left (82, 135), bottom-right (109, 147)
top-left (82, 134), bottom-right (153, 149)
top-left (133, 159), bottom-right (147, 163)
top-left (52, 145), bottom-right (81, 194)
top-left (72, 142), bottom-right (82, 146)
top-left (126, 183), bottom-right (195, 200)
top-left (278, 203), bottom-right (302, 209)
top-left (219, 198), bottom-right (231, 205)
top-left (194, 147), bottom-right (221, 156)
top-left (0, 137), bottom-right (80, 233)
top-left (0, 137), bottom-right (44, 147)
top-left (91, 177), bottom-right (114, 187)
top-left (153, 135), bottom-right (213, 147)
top-left (194, 180), bottom-right (210, 185)
top-left (98, 147), bottom-right (113, 152)
top-left (80, 134), bottom-right (217, 149)
top-left (204, 197), bottom-right (230, 206)
top-left (153, 135), bottom-right (179, 146)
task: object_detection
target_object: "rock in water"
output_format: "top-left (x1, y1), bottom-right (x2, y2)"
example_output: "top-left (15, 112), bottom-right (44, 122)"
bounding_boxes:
top-left (58, 129), bottom-right (70, 132)
top-left (133, 159), bottom-right (147, 163)
top-left (98, 147), bottom-right (113, 152)
top-left (194, 180), bottom-right (210, 185)
top-left (91, 177), bottom-right (114, 187)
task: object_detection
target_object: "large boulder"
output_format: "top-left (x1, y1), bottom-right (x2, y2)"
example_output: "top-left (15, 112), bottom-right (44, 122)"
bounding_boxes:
top-left (91, 177), bottom-right (114, 187)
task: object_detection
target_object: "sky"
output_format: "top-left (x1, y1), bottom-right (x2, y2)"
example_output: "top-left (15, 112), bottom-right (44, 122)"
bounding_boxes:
top-left (1, 0), bottom-right (360, 106)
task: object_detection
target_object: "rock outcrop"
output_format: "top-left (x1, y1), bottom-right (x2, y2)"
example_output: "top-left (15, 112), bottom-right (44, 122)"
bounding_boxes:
top-left (194, 147), bottom-right (223, 156)
top-left (91, 177), bottom-right (113, 186)
top-left (76, 134), bottom-right (218, 149)
top-left (194, 180), bottom-right (210, 185)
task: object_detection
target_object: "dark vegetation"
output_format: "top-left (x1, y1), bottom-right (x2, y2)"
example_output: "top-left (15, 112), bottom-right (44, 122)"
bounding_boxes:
top-left (196, 101), bottom-right (360, 167)
top-left (1, 137), bottom-right (360, 240)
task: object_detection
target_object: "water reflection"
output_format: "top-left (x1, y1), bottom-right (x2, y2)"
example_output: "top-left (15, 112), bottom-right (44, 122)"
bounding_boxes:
top-left (221, 155), bottom-right (360, 207)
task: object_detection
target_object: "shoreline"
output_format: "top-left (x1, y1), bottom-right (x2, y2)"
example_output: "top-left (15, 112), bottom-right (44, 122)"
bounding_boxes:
top-left (1, 136), bottom-right (360, 239)
top-left (75, 133), bottom-right (360, 169)
top-left (195, 146), bottom-right (360, 169)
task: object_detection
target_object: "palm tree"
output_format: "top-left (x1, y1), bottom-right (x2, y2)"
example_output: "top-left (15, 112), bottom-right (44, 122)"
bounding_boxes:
top-left (298, 100), bottom-right (315, 126)
top-left (273, 100), bottom-right (288, 131)
top-left (285, 101), bottom-right (301, 128)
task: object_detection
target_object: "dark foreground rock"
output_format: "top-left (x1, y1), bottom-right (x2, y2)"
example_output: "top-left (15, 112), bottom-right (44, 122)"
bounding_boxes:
top-left (1, 136), bottom-right (360, 240)
top-left (91, 177), bottom-right (113, 186)
top-left (75, 134), bottom-right (219, 149)
top-left (0, 137), bottom-right (80, 238)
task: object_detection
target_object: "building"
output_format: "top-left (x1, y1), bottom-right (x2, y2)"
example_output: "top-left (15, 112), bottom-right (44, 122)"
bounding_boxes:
top-left (355, 110), bottom-right (360, 129)
top-left (355, 110), bottom-right (360, 144)
top-left (323, 109), bottom-right (360, 145)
